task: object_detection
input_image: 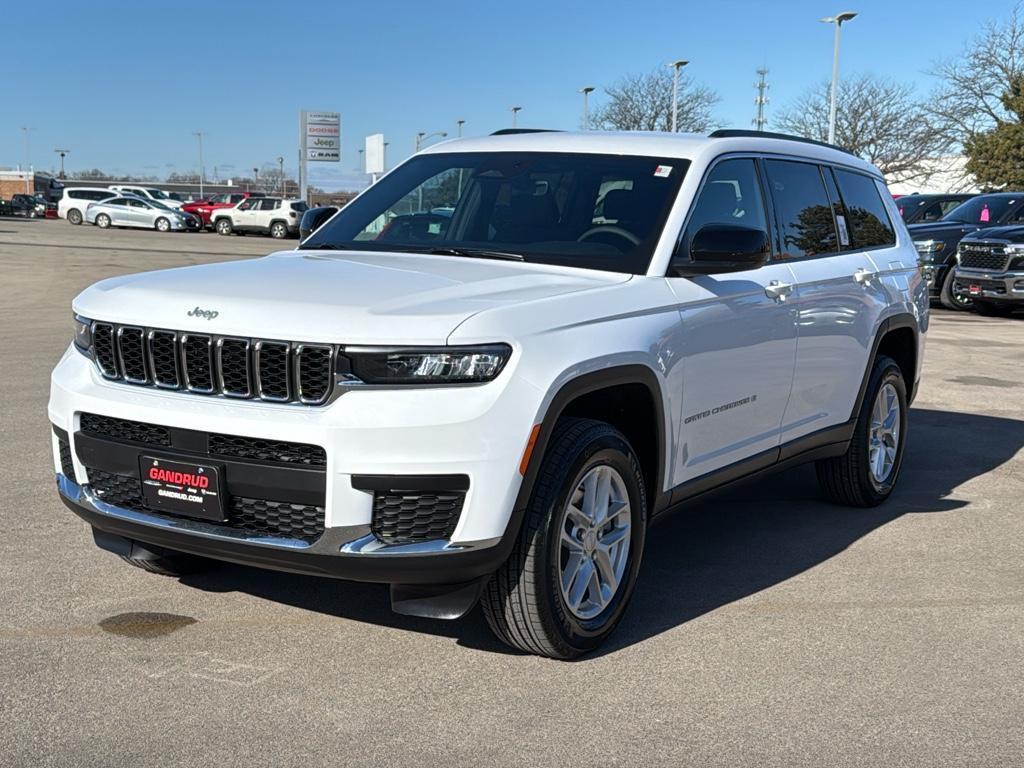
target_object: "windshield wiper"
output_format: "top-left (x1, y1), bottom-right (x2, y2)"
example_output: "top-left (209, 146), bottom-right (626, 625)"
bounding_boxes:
top-left (421, 246), bottom-right (524, 262)
top-left (298, 242), bottom-right (358, 250)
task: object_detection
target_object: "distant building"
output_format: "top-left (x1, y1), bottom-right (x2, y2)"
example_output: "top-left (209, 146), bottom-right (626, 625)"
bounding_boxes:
top-left (0, 170), bottom-right (63, 201)
top-left (887, 156), bottom-right (979, 195)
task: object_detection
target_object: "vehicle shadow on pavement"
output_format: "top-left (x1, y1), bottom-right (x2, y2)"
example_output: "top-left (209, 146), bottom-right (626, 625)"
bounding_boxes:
top-left (182, 407), bottom-right (1024, 657)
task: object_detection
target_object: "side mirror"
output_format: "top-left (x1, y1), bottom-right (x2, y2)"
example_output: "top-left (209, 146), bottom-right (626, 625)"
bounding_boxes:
top-left (300, 206), bottom-right (338, 241)
top-left (670, 224), bottom-right (770, 276)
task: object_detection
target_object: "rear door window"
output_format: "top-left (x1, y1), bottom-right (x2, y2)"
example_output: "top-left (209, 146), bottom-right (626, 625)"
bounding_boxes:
top-left (832, 169), bottom-right (896, 249)
top-left (764, 160), bottom-right (838, 259)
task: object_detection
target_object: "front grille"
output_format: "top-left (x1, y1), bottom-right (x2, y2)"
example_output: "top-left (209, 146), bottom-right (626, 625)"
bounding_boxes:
top-left (80, 413), bottom-right (171, 446)
top-left (80, 412), bottom-right (325, 467)
top-left (959, 243), bottom-right (1011, 271)
top-left (371, 491), bottom-right (464, 545)
top-left (58, 436), bottom-right (75, 479)
top-left (86, 321), bottom-right (335, 405)
top-left (87, 469), bottom-right (325, 542)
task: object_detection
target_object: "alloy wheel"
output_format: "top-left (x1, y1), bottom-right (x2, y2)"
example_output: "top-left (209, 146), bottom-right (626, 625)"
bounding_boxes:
top-left (869, 382), bottom-right (901, 484)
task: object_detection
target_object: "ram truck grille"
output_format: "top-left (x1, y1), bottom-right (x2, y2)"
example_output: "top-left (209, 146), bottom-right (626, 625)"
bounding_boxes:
top-left (958, 243), bottom-right (1011, 272)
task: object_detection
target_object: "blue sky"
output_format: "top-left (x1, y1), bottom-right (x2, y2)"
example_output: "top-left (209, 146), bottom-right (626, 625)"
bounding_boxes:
top-left (1, 0), bottom-right (1016, 190)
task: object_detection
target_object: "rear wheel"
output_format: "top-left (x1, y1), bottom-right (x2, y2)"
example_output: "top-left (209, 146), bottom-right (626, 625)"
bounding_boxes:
top-left (215, 218), bottom-right (232, 235)
top-left (939, 268), bottom-right (972, 311)
top-left (96, 213), bottom-right (111, 229)
top-left (816, 355), bottom-right (907, 507)
top-left (155, 217), bottom-right (170, 232)
top-left (482, 418), bottom-right (647, 659)
top-left (67, 208), bottom-right (83, 225)
top-left (270, 221), bottom-right (288, 239)
top-left (973, 300), bottom-right (1015, 317)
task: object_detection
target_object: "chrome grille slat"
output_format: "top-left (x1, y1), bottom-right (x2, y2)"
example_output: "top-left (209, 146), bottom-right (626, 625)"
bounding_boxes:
top-left (959, 242), bottom-right (1011, 272)
top-left (85, 322), bottom-right (335, 405)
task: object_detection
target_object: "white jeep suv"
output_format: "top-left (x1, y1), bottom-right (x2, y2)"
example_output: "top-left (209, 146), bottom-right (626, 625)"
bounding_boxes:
top-left (212, 197), bottom-right (307, 238)
top-left (49, 130), bottom-right (927, 658)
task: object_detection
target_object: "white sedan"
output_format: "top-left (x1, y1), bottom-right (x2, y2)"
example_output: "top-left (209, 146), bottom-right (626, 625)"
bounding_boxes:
top-left (85, 196), bottom-right (199, 232)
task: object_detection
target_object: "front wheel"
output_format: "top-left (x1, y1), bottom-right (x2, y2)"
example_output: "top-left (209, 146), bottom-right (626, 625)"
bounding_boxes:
top-left (215, 218), bottom-right (232, 235)
top-left (482, 418), bottom-right (647, 659)
top-left (155, 217), bottom-right (170, 232)
top-left (96, 213), bottom-right (111, 229)
top-left (270, 221), bottom-right (288, 239)
top-left (939, 268), bottom-right (972, 311)
top-left (816, 355), bottom-right (908, 507)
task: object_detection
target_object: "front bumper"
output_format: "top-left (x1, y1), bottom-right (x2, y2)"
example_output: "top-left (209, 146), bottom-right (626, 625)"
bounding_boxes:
top-left (953, 268), bottom-right (1024, 302)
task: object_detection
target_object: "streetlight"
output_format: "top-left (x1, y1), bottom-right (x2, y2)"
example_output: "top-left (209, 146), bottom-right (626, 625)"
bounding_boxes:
top-left (54, 148), bottom-right (70, 179)
top-left (456, 119), bottom-right (465, 137)
top-left (578, 87), bottom-right (595, 130)
top-left (820, 11), bottom-right (858, 145)
top-left (510, 106), bottom-right (522, 128)
top-left (277, 156), bottom-right (284, 195)
top-left (21, 127), bottom-right (32, 192)
top-left (666, 60), bottom-right (689, 133)
top-left (415, 131), bottom-right (447, 152)
top-left (384, 141), bottom-right (389, 170)
top-left (357, 148), bottom-right (364, 173)
top-left (192, 131), bottom-right (206, 198)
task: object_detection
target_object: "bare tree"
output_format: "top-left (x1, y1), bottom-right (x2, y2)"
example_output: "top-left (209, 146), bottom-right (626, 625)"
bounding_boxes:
top-left (776, 75), bottom-right (949, 185)
top-left (591, 67), bottom-right (719, 133)
top-left (929, 4), bottom-right (1024, 146)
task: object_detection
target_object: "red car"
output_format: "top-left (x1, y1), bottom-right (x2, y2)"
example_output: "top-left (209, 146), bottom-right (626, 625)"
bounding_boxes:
top-left (182, 191), bottom-right (265, 229)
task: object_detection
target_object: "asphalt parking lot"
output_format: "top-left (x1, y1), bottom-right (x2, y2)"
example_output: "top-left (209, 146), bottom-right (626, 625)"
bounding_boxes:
top-left (1, 217), bottom-right (1022, 767)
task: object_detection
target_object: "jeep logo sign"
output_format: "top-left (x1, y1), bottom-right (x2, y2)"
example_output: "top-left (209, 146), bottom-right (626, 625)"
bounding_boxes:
top-left (187, 306), bottom-right (219, 320)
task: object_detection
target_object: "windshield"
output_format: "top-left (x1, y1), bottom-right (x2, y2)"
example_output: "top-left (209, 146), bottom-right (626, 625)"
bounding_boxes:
top-left (302, 151), bottom-right (689, 273)
top-left (943, 196), bottom-right (1018, 224)
top-left (146, 188), bottom-right (171, 200)
top-left (147, 199), bottom-right (176, 211)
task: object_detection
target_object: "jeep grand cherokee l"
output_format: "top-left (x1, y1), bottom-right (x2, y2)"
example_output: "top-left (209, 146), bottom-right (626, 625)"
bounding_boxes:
top-left (49, 129), bottom-right (926, 658)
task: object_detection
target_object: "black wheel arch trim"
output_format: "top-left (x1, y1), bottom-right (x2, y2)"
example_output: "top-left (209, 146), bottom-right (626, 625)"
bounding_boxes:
top-left (851, 312), bottom-right (920, 417)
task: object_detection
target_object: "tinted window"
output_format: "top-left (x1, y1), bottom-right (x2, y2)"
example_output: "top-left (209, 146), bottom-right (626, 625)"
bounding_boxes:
top-left (919, 202), bottom-right (944, 222)
top-left (261, 199), bottom-right (281, 210)
top-left (106, 198), bottom-right (129, 207)
top-left (764, 160), bottom-right (837, 259)
top-left (229, 194), bottom-right (244, 204)
top-left (943, 196), bottom-right (1019, 224)
top-left (291, 202), bottom-right (309, 212)
top-left (682, 158), bottom-right (767, 247)
top-left (127, 199), bottom-right (148, 208)
top-left (833, 170), bottom-right (895, 249)
top-left (91, 190), bottom-right (113, 200)
top-left (897, 197), bottom-right (925, 221)
top-left (939, 198), bottom-right (967, 216)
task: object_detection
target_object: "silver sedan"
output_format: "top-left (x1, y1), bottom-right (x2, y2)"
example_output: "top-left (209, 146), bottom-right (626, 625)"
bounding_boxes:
top-left (85, 196), bottom-right (199, 232)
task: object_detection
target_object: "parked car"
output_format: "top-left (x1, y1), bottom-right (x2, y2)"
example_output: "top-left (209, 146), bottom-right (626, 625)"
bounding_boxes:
top-left (50, 129), bottom-right (925, 658)
top-left (212, 196), bottom-right (307, 238)
top-left (182, 192), bottom-right (265, 230)
top-left (897, 193), bottom-right (976, 224)
top-left (8, 194), bottom-right (46, 218)
top-left (59, 187), bottom-right (118, 224)
top-left (952, 228), bottom-right (1024, 316)
top-left (108, 185), bottom-right (184, 210)
top-left (84, 196), bottom-right (198, 232)
top-left (299, 205), bottom-right (338, 241)
top-left (909, 192), bottom-right (1024, 310)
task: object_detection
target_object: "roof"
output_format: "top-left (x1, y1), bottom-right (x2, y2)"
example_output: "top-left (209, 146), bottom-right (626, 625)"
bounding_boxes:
top-left (421, 129), bottom-right (882, 178)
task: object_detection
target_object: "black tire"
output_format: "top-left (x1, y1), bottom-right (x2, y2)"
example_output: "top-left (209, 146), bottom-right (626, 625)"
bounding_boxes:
top-left (96, 213), bottom-right (111, 229)
top-left (67, 208), bottom-right (83, 225)
top-left (939, 268), bottom-right (972, 311)
top-left (973, 300), bottom-right (1015, 317)
top-left (119, 551), bottom-right (215, 577)
top-left (270, 221), bottom-right (288, 239)
top-left (816, 355), bottom-right (908, 507)
top-left (155, 217), bottom-right (170, 233)
top-left (481, 418), bottom-right (647, 659)
top-left (215, 218), bottom-right (232, 235)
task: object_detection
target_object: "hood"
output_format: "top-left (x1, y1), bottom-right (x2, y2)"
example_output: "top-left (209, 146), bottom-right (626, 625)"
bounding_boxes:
top-left (72, 249), bottom-right (630, 345)
top-left (961, 224), bottom-right (1024, 242)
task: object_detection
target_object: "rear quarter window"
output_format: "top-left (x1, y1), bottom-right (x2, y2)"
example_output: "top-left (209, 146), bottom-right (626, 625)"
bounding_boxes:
top-left (833, 170), bottom-right (896, 249)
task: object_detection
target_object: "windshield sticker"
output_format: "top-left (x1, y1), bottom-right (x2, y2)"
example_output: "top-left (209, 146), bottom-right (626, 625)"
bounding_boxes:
top-left (836, 214), bottom-right (850, 247)
top-left (653, 165), bottom-right (673, 178)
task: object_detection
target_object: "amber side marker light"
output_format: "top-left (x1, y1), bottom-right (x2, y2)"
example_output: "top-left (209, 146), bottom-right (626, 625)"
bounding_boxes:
top-left (519, 424), bottom-right (542, 476)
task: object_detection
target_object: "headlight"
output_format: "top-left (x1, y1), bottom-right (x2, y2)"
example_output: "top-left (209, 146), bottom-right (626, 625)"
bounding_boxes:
top-left (341, 344), bottom-right (512, 384)
top-left (913, 240), bottom-right (944, 259)
top-left (73, 315), bottom-right (92, 354)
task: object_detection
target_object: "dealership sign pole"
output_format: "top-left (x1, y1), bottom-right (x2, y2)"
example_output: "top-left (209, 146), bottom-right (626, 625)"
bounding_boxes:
top-left (299, 110), bottom-right (341, 202)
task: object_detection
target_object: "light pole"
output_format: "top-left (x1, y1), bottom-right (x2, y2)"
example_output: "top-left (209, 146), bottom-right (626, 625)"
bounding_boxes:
top-left (667, 60), bottom-right (689, 132)
top-left (510, 106), bottom-right (522, 128)
top-left (415, 131), bottom-right (447, 152)
top-left (357, 148), bottom-right (364, 173)
top-left (54, 148), bottom-right (70, 179)
top-left (457, 119), bottom-right (465, 137)
top-left (277, 156), bottom-right (284, 195)
top-left (192, 131), bottom-right (206, 198)
top-left (384, 142), bottom-right (389, 170)
top-left (820, 11), bottom-right (857, 145)
top-left (21, 127), bottom-right (32, 192)
top-left (578, 87), bottom-right (595, 130)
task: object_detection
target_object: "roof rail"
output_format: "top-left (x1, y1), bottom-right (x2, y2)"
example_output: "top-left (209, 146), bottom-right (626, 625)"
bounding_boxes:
top-left (490, 128), bottom-right (563, 136)
top-left (708, 129), bottom-right (856, 157)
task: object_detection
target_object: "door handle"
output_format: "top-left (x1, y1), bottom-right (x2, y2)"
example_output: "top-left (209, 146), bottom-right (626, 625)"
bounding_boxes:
top-left (853, 268), bottom-right (875, 286)
top-left (764, 280), bottom-right (794, 301)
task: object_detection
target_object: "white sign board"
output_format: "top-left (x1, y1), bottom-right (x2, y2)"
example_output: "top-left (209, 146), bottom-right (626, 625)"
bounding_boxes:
top-left (301, 111), bottom-right (340, 162)
top-left (365, 133), bottom-right (385, 175)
